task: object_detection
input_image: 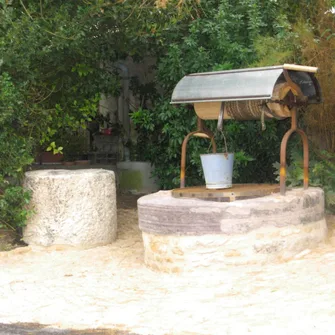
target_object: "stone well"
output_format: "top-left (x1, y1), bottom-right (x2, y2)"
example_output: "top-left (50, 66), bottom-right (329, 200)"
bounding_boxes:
top-left (23, 169), bottom-right (117, 248)
top-left (138, 188), bottom-right (327, 272)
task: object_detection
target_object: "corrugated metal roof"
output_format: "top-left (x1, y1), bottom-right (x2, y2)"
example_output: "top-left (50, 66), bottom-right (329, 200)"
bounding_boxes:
top-left (171, 65), bottom-right (321, 105)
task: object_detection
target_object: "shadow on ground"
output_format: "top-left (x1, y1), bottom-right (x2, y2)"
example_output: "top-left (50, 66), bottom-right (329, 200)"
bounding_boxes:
top-left (0, 323), bottom-right (141, 335)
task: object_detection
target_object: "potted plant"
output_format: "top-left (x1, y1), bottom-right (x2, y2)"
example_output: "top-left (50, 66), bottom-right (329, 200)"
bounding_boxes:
top-left (37, 142), bottom-right (64, 164)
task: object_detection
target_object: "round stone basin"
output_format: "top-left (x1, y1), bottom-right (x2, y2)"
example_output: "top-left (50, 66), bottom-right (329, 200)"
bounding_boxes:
top-left (23, 169), bottom-right (117, 248)
top-left (138, 187), bottom-right (327, 273)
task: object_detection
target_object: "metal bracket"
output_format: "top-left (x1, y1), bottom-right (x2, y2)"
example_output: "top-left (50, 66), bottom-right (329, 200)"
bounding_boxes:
top-left (280, 108), bottom-right (309, 195)
top-left (283, 69), bottom-right (307, 102)
top-left (180, 117), bottom-right (217, 188)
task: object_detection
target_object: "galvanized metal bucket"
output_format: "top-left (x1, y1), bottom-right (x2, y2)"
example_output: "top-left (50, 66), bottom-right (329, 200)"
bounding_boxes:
top-left (200, 153), bottom-right (234, 189)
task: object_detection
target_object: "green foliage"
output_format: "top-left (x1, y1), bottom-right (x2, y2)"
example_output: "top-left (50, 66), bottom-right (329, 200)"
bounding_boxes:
top-left (0, 177), bottom-right (32, 231)
top-left (274, 146), bottom-right (335, 212)
top-left (156, 0), bottom-right (283, 90)
top-left (1, 0), bottom-right (177, 230)
top-left (1, 0), bottom-right (334, 231)
top-left (253, 18), bottom-right (299, 66)
top-left (46, 142), bottom-right (63, 155)
top-left (58, 129), bottom-right (89, 162)
top-left (0, 1), bottom-right (120, 230)
top-left (131, 102), bottom-right (289, 189)
top-left (256, 0), bottom-right (335, 210)
top-left (131, 102), bottom-right (198, 188)
top-left (131, 0), bottom-right (292, 189)
top-left (0, 72), bottom-right (34, 231)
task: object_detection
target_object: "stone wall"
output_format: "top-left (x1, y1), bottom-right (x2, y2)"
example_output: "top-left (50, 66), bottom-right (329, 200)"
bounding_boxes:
top-left (138, 188), bottom-right (328, 272)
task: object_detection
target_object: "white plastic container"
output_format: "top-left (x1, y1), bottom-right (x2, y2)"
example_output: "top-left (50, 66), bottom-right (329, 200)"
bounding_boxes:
top-left (116, 161), bottom-right (159, 194)
top-left (200, 153), bottom-right (234, 189)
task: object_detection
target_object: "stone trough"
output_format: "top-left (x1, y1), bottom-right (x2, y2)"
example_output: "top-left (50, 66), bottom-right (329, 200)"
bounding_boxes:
top-left (138, 188), bottom-right (327, 272)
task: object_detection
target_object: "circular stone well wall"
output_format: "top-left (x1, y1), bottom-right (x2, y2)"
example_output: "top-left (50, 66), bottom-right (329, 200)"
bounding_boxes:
top-left (23, 169), bottom-right (117, 248)
top-left (138, 188), bottom-right (327, 272)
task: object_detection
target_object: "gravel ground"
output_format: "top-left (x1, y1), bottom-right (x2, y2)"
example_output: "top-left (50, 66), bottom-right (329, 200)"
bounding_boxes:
top-left (0, 195), bottom-right (335, 335)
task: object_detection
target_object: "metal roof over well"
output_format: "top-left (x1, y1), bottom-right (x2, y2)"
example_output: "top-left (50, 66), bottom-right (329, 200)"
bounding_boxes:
top-left (170, 64), bottom-right (321, 104)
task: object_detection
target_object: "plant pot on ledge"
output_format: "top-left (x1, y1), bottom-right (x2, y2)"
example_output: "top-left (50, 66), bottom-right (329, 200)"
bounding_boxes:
top-left (75, 159), bottom-right (90, 165)
top-left (39, 152), bottom-right (64, 164)
top-left (62, 161), bottom-right (76, 166)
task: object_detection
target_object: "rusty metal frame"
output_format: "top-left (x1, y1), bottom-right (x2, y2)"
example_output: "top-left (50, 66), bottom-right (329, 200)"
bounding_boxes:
top-left (181, 108), bottom-right (310, 193)
top-left (280, 108), bottom-right (309, 195)
top-left (283, 69), bottom-right (305, 100)
top-left (178, 68), bottom-right (313, 194)
top-left (180, 117), bottom-right (217, 188)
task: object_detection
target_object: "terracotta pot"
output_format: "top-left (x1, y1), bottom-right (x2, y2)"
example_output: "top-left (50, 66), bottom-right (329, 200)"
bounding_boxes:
top-left (75, 160), bottom-right (90, 165)
top-left (62, 161), bottom-right (75, 166)
top-left (39, 152), bottom-right (64, 164)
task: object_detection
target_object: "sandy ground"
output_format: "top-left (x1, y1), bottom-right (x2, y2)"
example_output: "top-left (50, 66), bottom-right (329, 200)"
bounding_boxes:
top-left (1, 195), bottom-right (335, 335)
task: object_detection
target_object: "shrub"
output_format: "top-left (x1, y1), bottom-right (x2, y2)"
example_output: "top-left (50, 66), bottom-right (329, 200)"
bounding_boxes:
top-left (274, 146), bottom-right (335, 212)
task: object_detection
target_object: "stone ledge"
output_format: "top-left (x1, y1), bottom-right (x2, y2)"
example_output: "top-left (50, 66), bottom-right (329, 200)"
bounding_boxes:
top-left (138, 188), bottom-right (325, 235)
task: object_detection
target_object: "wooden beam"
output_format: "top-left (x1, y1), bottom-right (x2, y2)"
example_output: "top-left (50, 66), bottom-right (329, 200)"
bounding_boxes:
top-left (283, 64), bottom-right (318, 73)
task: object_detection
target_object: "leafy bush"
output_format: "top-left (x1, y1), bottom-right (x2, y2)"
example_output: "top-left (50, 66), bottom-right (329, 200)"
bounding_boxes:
top-left (0, 72), bottom-right (34, 231)
top-left (255, 0), bottom-right (335, 211)
top-left (131, 0), bottom-right (292, 189)
top-left (0, 2), bottom-right (111, 231)
top-left (1, 0), bottom-right (335, 232)
top-left (0, 178), bottom-right (32, 231)
top-left (0, 1), bottom-right (189, 230)
top-left (131, 102), bottom-right (290, 189)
